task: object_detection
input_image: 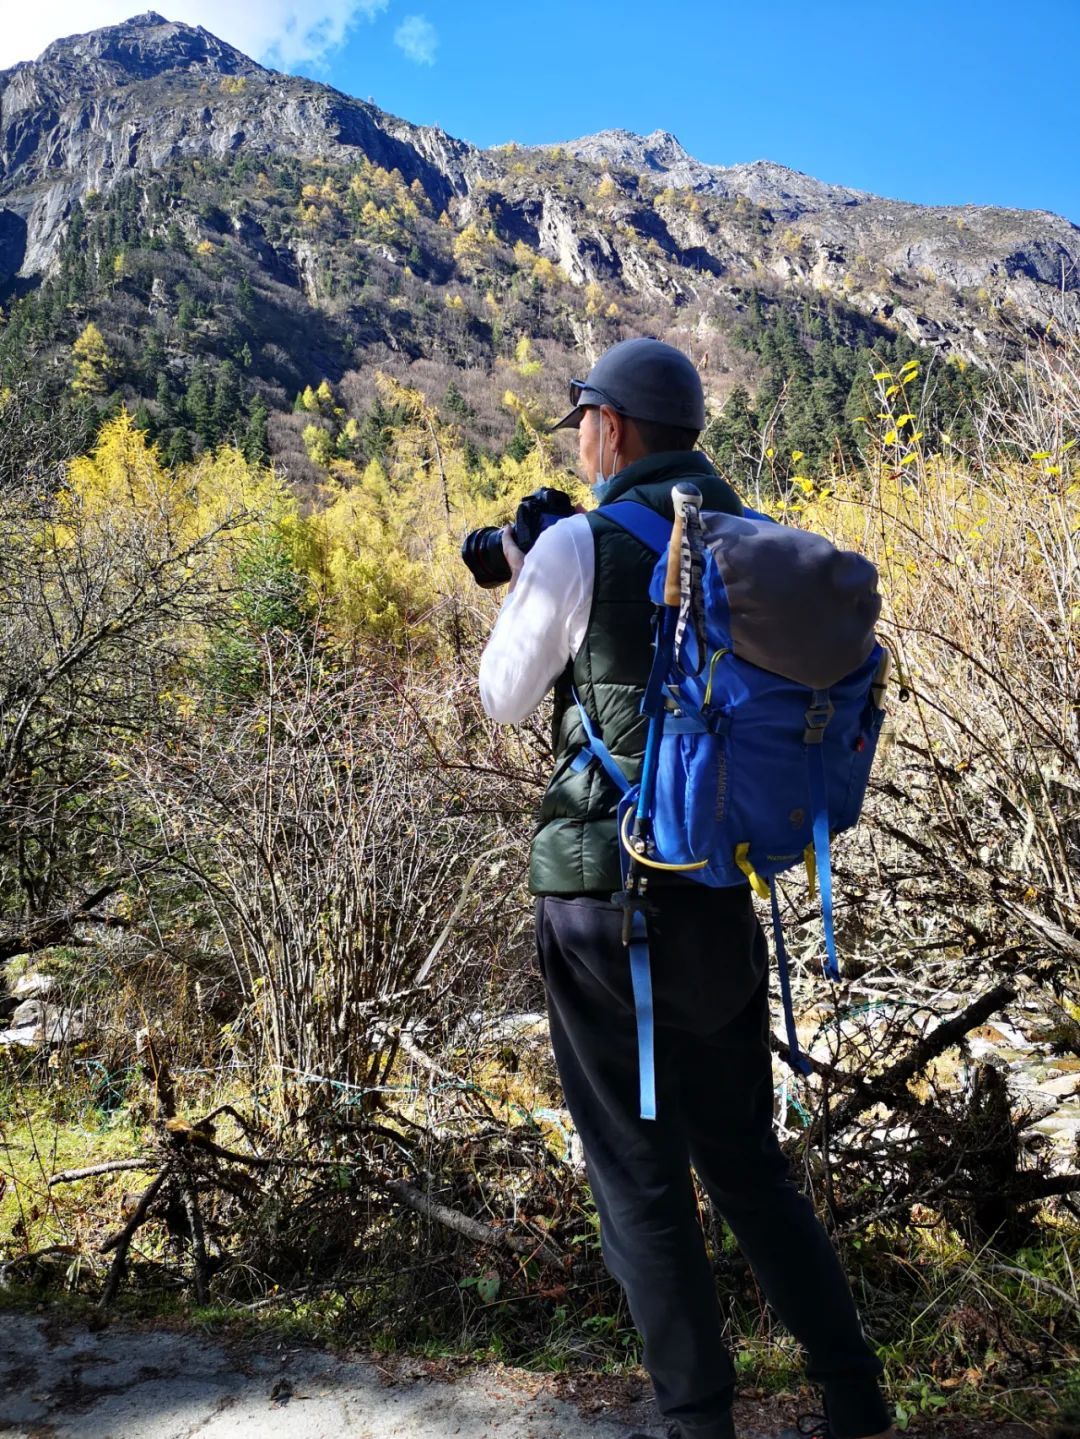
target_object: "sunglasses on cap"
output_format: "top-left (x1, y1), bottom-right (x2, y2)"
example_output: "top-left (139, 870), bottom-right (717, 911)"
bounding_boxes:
top-left (568, 380), bottom-right (626, 411)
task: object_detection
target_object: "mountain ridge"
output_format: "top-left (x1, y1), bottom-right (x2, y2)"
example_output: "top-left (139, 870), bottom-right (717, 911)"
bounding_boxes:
top-left (1, 10), bottom-right (1078, 491)
top-left (2, 10), bottom-right (1076, 346)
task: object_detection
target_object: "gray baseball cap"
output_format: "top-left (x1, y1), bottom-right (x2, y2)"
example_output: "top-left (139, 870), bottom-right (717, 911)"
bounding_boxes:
top-left (550, 336), bottom-right (706, 433)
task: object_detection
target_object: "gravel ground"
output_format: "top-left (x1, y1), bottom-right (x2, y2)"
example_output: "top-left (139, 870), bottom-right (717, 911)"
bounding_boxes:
top-left (0, 1308), bottom-right (1050, 1438)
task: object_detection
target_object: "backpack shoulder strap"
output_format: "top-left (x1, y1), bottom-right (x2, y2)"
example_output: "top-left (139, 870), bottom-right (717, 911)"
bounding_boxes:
top-left (568, 686), bottom-right (632, 796)
top-left (596, 502), bottom-right (672, 554)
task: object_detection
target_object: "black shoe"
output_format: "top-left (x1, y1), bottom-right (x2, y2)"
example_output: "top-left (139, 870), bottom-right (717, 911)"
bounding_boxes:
top-left (777, 1417), bottom-right (833, 1439)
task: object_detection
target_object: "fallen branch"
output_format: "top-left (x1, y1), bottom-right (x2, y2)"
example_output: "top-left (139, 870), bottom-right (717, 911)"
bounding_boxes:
top-left (0, 1244), bottom-right (83, 1285)
top-left (991, 1262), bottom-right (1080, 1313)
top-left (50, 1157), bottom-right (158, 1187)
top-left (99, 1169), bottom-right (168, 1307)
top-left (0, 883), bottom-right (122, 961)
top-left (1010, 1171), bottom-right (1080, 1204)
top-left (770, 1033), bottom-right (878, 1095)
top-left (813, 981), bottom-right (1017, 1142)
top-left (180, 1178), bottom-right (210, 1305)
top-left (383, 1177), bottom-right (562, 1266)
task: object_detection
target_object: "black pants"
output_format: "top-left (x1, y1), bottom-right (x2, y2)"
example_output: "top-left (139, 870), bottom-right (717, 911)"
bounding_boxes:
top-left (534, 887), bottom-right (891, 1439)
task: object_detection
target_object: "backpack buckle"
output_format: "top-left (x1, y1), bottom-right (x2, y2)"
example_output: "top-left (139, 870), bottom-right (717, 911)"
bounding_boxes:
top-left (803, 697), bottom-right (834, 745)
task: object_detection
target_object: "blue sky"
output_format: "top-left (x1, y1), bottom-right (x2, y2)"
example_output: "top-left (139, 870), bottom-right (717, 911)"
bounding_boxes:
top-left (318, 0), bottom-right (1080, 223)
top-left (7, 2), bottom-right (1078, 221)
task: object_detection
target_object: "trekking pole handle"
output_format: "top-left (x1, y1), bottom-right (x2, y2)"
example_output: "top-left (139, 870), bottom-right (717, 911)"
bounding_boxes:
top-left (664, 483), bottom-right (702, 606)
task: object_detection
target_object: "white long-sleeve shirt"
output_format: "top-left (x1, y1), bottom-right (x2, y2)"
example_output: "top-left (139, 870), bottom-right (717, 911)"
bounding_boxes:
top-left (478, 515), bottom-right (596, 723)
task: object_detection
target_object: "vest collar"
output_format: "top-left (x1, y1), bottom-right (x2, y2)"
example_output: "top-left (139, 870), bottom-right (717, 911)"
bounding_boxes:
top-left (600, 450), bottom-right (722, 506)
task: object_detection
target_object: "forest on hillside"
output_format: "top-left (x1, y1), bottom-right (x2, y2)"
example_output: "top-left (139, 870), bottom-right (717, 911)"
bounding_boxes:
top-left (0, 147), bottom-right (996, 502)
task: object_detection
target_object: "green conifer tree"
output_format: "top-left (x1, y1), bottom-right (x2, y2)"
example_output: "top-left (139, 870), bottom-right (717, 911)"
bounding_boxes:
top-left (244, 400), bottom-right (270, 466)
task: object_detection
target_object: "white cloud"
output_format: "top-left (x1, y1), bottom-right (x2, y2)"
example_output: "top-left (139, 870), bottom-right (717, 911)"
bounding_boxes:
top-left (393, 14), bottom-right (437, 66)
top-left (0, 1), bottom-right (389, 72)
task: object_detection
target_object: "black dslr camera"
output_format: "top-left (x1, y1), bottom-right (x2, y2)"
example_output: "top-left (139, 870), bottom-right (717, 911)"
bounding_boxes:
top-left (460, 487), bottom-right (576, 588)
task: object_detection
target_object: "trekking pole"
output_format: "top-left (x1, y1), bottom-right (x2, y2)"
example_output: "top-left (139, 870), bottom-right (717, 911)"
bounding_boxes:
top-left (625, 482), bottom-right (703, 897)
top-left (619, 483), bottom-right (703, 1121)
top-left (629, 480), bottom-right (704, 863)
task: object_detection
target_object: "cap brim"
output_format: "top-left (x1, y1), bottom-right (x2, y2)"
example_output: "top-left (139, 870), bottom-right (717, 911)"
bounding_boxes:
top-left (548, 405), bottom-right (584, 433)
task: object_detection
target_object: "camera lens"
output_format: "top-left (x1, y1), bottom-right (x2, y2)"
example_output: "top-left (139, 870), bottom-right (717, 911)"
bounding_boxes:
top-left (460, 527), bottom-right (511, 589)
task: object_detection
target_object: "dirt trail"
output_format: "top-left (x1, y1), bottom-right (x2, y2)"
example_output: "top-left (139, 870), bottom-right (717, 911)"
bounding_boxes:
top-left (0, 1308), bottom-right (1047, 1438)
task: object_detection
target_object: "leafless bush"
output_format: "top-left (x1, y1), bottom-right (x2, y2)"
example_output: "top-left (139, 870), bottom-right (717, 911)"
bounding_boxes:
top-left (126, 631), bottom-right (530, 1122)
top-left (0, 470), bottom-right (246, 956)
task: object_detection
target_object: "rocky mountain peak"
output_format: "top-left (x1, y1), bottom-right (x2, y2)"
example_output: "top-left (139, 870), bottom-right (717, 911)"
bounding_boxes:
top-left (552, 129), bottom-right (871, 216)
top-left (548, 127), bottom-right (693, 174)
top-left (29, 11), bottom-right (263, 85)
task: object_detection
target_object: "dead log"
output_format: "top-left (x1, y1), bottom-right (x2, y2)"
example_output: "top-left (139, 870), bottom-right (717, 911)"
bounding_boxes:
top-left (382, 1177), bottom-right (561, 1265)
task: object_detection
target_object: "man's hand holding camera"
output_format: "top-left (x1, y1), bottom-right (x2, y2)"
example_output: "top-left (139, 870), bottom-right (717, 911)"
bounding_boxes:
top-left (500, 523), bottom-right (526, 593)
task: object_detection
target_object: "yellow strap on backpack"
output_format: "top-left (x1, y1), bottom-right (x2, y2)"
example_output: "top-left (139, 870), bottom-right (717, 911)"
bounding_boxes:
top-left (735, 843), bottom-right (770, 900)
top-left (703, 648), bottom-right (730, 708)
top-left (804, 844), bottom-right (817, 898)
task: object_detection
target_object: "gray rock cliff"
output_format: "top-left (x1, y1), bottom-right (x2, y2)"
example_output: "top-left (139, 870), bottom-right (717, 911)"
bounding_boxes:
top-left (1, 14), bottom-right (1077, 361)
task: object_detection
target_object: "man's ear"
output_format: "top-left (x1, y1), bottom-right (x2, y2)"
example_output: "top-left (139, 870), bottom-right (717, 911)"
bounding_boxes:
top-left (600, 404), bottom-right (625, 455)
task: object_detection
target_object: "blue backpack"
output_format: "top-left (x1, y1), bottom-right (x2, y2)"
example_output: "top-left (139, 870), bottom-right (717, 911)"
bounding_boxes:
top-left (571, 487), bottom-right (889, 1119)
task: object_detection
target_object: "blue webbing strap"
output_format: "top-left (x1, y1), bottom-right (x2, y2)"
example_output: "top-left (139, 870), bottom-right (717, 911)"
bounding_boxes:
top-left (627, 906), bottom-right (657, 1119)
top-left (579, 504), bottom-right (677, 1124)
top-left (567, 700), bottom-right (656, 1119)
top-left (597, 501), bottom-right (672, 554)
top-left (805, 740), bottom-right (841, 982)
top-left (570, 687), bottom-right (631, 795)
top-left (769, 880), bottom-right (812, 1077)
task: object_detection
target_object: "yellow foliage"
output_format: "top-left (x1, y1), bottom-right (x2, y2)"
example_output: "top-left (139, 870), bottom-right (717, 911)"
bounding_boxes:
top-left (63, 410), bottom-right (184, 526)
top-left (195, 239), bottom-right (215, 256)
top-left (512, 239), bottom-right (564, 289)
top-left (596, 175), bottom-right (617, 200)
top-left (58, 414), bottom-right (299, 608)
top-left (452, 221), bottom-right (494, 271)
top-left (303, 424), bottom-right (335, 467)
top-left (532, 256), bottom-right (560, 286)
top-left (302, 465), bottom-right (436, 648)
top-left (514, 336), bottom-right (542, 378)
top-left (71, 322), bottom-right (112, 396)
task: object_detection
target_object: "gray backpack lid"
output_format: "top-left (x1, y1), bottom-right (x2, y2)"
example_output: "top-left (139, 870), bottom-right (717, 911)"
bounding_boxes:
top-left (701, 511), bottom-right (881, 689)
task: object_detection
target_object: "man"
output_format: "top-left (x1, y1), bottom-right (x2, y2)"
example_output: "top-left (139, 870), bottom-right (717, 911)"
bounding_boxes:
top-left (479, 338), bottom-right (894, 1439)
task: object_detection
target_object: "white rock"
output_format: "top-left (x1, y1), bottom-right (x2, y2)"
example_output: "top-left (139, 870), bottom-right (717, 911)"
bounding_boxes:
top-left (12, 971), bottom-right (58, 1001)
top-left (0, 1000), bottom-right (84, 1047)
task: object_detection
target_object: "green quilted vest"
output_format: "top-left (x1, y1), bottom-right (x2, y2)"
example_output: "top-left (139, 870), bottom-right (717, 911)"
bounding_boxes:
top-left (529, 452), bottom-right (743, 895)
